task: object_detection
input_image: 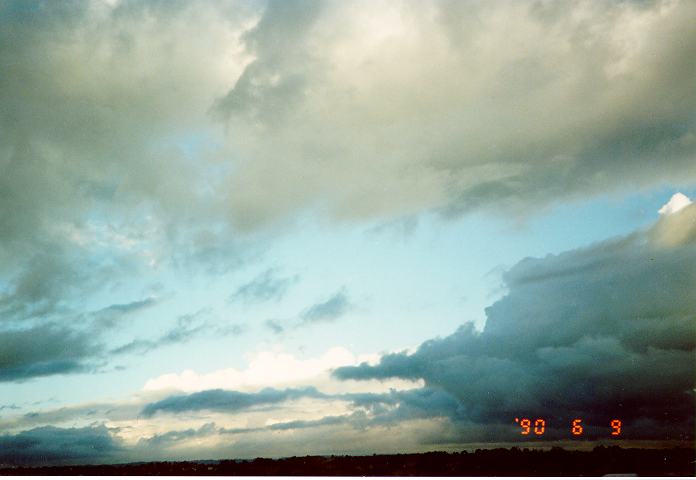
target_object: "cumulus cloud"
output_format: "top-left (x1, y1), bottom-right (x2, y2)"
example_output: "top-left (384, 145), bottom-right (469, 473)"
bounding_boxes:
top-left (658, 192), bottom-right (692, 216)
top-left (335, 201), bottom-right (696, 442)
top-left (650, 196), bottom-right (696, 247)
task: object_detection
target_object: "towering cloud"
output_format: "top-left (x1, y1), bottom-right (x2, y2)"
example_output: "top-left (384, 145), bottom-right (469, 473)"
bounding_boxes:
top-left (336, 201), bottom-right (696, 441)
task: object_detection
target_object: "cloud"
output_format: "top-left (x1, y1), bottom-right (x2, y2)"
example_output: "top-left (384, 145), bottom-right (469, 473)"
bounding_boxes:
top-left (0, 0), bottom-right (260, 381)
top-left (92, 297), bottom-right (158, 330)
top-left (141, 386), bottom-right (329, 417)
top-left (138, 422), bottom-right (218, 449)
top-left (1, 0), bottom-right (694, 458)
top-left (650, 196), bottom-right (696, 247)
top-left (335, 201), bottom-right (696, 442)
top-left (0, 294), bottom-right (165, 382)
top-left (217, 0), bottom-right (696, 227)
top-left (96, 298), bottom-right (158, 316)
top-left (143, 347), bottom-right (366, 393)
top-left (229, 269), bottom-right (298, 304)
top-left (0, 325), bottom-right (99, 382)
top-left (301, 288), bottom-right (352, 323)
top-left (110, 309), bottom-right (236, 356)
top-left (6, 0), bottom-right (694, 253)
top-left (2, 0), bottom-right (695, 385)
top-left (265, 319), bottom-right (284, 334)
top-left (658, 192), bottom-right (692, 216)
top-left (0, 425), bottom-right (124, 466)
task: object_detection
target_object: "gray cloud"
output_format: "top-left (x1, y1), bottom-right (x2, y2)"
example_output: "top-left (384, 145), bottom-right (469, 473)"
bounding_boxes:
top-left (229, 269), bottom-right (298, 304)
top-left (1, 0), bottom-right (694, 396)
top-left (110, 309), bottom-right (221, 356)
top-left (0, 425), bottom-right (123, 466)
top-left (335, 204), bottom-right (696, 442)
top-left (92, 297), bottom-right (158, 330)
top-left (217, 0), bottom-right (696, 227)
top-left (139, 382), bottom-right (461, 430)
top-left (0, 325), bottom-right (99, 382)
top-left (219, 412), bottom-right (369, 435)
top-left (141, 386), bottom-right (329, 417)
top-left (138, 422), bottom-right (218, 449)
top-left (301, 288), bottom-right (352, 324)
top-left (265, 319), bottom-right (285, 334)
top-left (0, 0), bottom-right (259, 381)
top-left (0, 294), bottom-right (161, 382)
top-left (96, 298), bottom-right (157, 316)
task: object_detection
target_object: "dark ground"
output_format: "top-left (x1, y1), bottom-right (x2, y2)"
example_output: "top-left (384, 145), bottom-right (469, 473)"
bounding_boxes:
top-left (0, 446), bottom-right (693, 476)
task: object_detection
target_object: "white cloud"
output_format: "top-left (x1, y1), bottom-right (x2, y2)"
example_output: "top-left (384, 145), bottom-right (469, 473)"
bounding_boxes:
top-left (658, 192), bottom-right (693, 215)
top-left (143, 346), bottom-right (421, 394)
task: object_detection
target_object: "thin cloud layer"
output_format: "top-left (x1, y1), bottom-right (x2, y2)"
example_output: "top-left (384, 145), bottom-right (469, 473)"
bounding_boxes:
top-left (141, 386), bottom-right (328, 417)
top-left (301, 288), bottom-right (353, 324)
top-left (229, 269), bottom-right (299, 304)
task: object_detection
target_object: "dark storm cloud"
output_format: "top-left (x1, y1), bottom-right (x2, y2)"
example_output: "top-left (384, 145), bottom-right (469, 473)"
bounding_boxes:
top-left (335, 205), bottom-right (696, 442)
top-left (229, 269), bottom-right (298, 304)
top-left (141, 386), bottom-right (329, 417)
top-left (345, 388), bottom-right (465, 425)
top-left (301, 288), bottom-right (352, 323)
top-left (0, 425), bottom-right (123, 466)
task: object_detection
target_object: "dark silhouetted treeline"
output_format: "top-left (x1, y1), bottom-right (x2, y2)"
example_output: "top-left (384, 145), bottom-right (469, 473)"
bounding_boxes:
top-left (0, 446), bottom-right (693, 476)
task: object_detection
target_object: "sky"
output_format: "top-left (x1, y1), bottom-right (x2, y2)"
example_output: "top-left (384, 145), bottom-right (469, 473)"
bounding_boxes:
top-left (0, 0), bottom-right (695, 467)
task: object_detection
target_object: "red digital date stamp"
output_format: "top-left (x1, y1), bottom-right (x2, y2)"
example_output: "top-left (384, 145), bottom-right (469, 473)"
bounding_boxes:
top-left (514, 418), bottom-right (621, 436)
